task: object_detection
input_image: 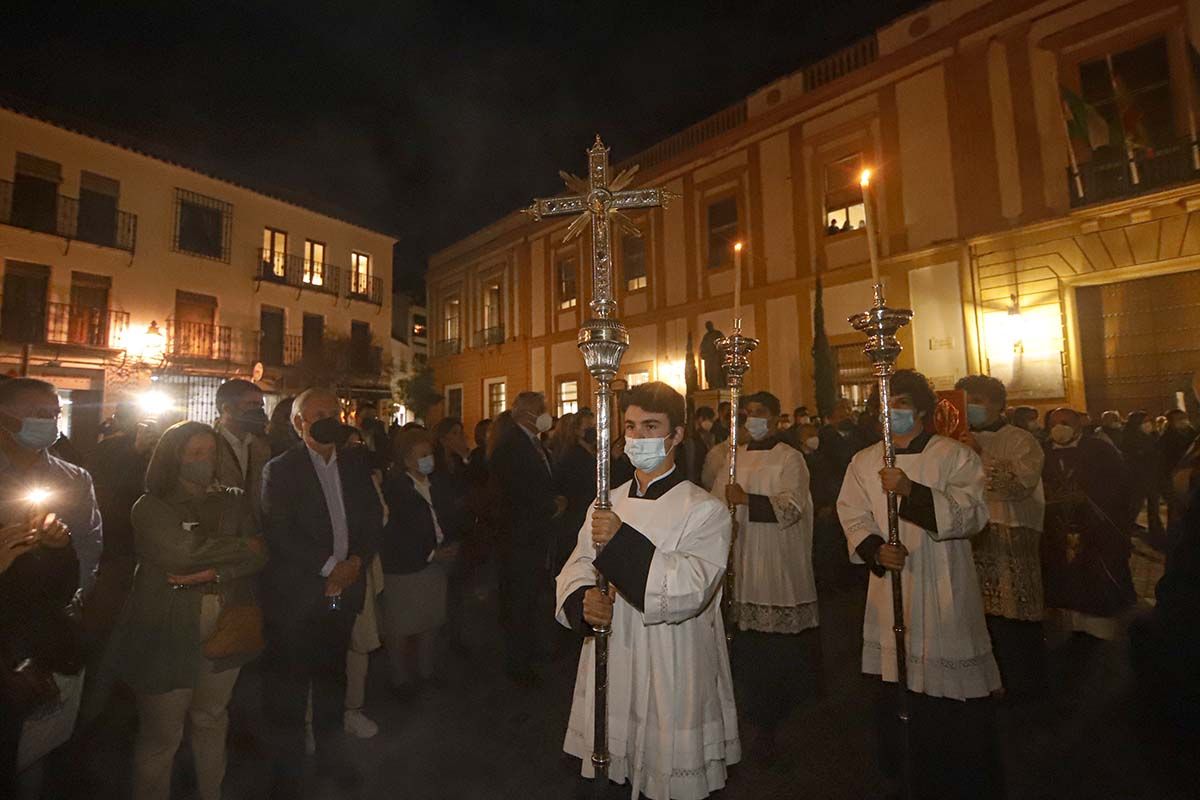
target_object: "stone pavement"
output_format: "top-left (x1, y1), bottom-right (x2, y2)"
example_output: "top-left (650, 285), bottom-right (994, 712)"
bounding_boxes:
top-left (48, 550), bottom-right (1193, 800)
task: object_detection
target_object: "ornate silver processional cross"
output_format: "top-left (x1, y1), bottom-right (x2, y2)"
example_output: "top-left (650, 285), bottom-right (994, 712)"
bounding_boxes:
top-left (525, 136), bottom-right (676, 782)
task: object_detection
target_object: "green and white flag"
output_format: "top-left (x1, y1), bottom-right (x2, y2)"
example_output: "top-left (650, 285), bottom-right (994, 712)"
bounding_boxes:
top-left (1061, 85), bottom-right (1114, 151)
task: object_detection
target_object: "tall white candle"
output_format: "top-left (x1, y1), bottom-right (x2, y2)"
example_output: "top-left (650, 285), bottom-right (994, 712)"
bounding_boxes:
top-left (733, 241), bottom-right (744, 327)
top-left (860, 170), bottom-right (881, 285)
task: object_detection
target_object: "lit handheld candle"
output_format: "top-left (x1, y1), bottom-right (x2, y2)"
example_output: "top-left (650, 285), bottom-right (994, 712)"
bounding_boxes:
top-left (25, 487), bottom-right (51, 527)
top-left (733, 241), bottom-right (744, 329)
top-left (860, 169), bottom-right (881, 285)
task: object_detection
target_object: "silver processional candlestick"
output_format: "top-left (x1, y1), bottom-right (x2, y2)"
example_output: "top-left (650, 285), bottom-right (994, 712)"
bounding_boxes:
top-left (850, 281), bottom-right (914, 799)
top-left (526, 136), bottom-right (677, 785)
top-left (716, 317), bottom-right (757, 644)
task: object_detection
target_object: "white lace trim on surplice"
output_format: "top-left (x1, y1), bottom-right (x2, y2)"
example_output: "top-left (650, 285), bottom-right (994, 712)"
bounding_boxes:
top-left (732, 601), bottom-right (819, 634)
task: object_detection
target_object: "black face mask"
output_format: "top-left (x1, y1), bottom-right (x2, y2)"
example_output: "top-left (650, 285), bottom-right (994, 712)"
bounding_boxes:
top-left (236, 407), bottom-right (269, 435)
top-left (309, 416), bottom-right (346, 446)
top-left (582, 427), bottom-right (597, 445)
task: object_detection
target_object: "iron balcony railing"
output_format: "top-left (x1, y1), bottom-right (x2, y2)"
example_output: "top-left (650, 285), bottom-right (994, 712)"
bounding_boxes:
top-left (45, 302), bottom-right (129, 349)
top-left (347, 272), bottom-right (384, 305)
top-left (435, 338), bottom-right (461, 357)
top-left (473, 326), bottom-right (505, 348)
top-left (0, 298), bottom-right (129, 349)
top-left (167, 320), bottom-right (233, 361)
top-left (0, 179), bottom-right (137, 252)
top-left (1067, 140), bottom-right (1200, 208)
top-left (255, 248), bottom-right (340, 295)
top-left (257, 332), bottom-right (304, 368)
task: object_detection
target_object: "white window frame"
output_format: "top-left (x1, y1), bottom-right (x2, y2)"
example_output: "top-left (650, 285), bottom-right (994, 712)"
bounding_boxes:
top-left (483, 376), bottom-right (507, 420)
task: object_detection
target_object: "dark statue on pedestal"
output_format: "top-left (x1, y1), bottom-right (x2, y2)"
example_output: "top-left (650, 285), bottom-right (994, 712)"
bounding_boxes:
top-left (699, 320), bottom-right (727, 389)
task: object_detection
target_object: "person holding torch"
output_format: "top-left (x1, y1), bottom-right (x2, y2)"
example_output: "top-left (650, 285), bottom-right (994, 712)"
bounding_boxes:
top-left (837, 370), bottom-right (1003, 799)
top-left (1, 380), bottom-right (89, 796)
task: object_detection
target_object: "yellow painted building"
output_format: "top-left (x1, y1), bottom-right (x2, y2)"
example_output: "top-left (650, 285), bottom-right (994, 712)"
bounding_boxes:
top-left (0, 105), bottom-right (394, 446)
top-left (427, 0), bottom-right (1200, 427)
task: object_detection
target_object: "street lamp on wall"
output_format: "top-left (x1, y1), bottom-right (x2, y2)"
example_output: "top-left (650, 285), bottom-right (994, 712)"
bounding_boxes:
top-left (134, 321), bottom-right (166, 367)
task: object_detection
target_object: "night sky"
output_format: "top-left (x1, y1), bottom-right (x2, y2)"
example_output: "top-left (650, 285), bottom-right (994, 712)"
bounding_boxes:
top-left (1, 0), bottom-right (927, 295)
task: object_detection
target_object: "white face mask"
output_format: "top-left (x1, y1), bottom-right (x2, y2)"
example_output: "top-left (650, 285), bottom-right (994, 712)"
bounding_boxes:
top-left (416, 454), bottom-right (435, 475)
top-left (804, 436), bottom-right (820, 452)
top-left (534, 412), bottom-right (553, 433)
top-left (746, 417), bottom-right (771, 441)
top-left (1050, 424), bottom-right (1077, 445)
top-left (625, 434), bottom-right (674, 472)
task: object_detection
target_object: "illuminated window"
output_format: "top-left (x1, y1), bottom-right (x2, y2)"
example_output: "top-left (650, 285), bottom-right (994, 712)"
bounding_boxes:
top-left (483, 280), bottom-right (503, 331)
top-left (558, 255), bottom-right (578, 309)
top-left (557, 379), bottom-right (579, 416)
top-left (622, 233), bottom-right (647, 291)
top-left (304, 240), bottom-right (326, 286)
top-left (626, 371), bottom-right (650, 387)
top-left (705, 196), bottom-right (739, 269)
top-left (412, 314), bottom-right (427, 339)
top-left (443, 298), bottom-right (460, 342)
top-left (261, 228), bottom-right (287, 277)
top-left (824, 154), bottom-right (866, 235)
top-left (485, 378), bottom-right (507, 418)
top-left (350, 251), bottom-right (371, 295)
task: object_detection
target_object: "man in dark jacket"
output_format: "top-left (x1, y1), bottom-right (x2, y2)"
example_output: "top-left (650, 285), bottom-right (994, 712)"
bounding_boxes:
top-left (488, 391), bottom-right (566, 685)
top-left (260, 387), bottom-right (382, 796)
top-left (213, 379), bottom-right (271, 519)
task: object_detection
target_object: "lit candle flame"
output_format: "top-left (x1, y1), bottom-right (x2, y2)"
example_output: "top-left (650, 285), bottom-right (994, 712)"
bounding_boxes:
top-left (733, 241), bottom-right (744, 253)
top-left (859, 168), bottom-right (872, 187)
top-left (26, 488), bottom-right (51, 506)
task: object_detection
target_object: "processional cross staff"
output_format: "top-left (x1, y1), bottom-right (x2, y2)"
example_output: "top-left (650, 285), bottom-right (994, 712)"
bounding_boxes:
top-left (525, 136), bottom-right (677, 783)
top-left (850, 168), bottom-right (915, 800)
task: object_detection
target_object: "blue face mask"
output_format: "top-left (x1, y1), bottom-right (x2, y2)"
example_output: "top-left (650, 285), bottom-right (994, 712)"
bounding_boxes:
top-left (966, 404), bottom-right (989, 429)
top-left (14, 418), bottom-right (60, 451)
top-left (889, 408), bottom-right (918, 436)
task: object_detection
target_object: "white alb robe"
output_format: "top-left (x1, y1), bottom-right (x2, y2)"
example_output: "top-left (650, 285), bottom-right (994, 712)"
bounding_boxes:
top-left (837, 434), bottom-right (1001, 700)
top-left (972, 424), bottom-right (1046, 621)
top-left (555, 475), bottom-right (740, 800)
top-left (710, 441), bottom-right (818, 633)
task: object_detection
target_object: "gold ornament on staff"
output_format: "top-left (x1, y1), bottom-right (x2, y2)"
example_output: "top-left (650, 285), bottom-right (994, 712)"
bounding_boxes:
top-left (525, 136), bottom-right (677, 785)
top-left (850, 168), bottom-right (915, 800)
top-left (717, 242), bottom-right (757, 643)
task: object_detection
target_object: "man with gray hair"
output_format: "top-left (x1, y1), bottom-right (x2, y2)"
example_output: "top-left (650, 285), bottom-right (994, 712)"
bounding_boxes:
top-left (260, 387), bottom-right (382, 796)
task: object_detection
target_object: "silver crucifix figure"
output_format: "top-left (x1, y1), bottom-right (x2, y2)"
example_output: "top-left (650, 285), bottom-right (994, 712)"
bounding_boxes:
top-left (526, 135), bottom-right (676, 784)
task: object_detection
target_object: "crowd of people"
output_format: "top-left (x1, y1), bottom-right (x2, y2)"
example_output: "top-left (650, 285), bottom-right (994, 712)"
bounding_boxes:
top-left (1, 367), bottom-right (1198, 799)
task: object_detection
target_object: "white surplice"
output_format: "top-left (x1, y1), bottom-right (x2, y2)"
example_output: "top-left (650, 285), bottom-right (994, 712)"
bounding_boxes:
top-left (555, 476), bottom-right (741, 800)
top-left (710, 440), bottom-right (818, 633)
top-left (972, 424), bottom-right (1046, 621)
top-left (837, 434), bottom-right (1001, 700)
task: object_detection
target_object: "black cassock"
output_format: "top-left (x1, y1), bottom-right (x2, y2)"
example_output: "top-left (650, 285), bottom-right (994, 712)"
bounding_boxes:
top-left (1041, 437), bottom-right (1137, 619)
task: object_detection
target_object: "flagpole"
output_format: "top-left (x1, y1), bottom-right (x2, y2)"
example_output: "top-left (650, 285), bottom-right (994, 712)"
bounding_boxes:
top-left (1060, 104), bottom-right (1086, 200)
top-left (1106, 53), bottom-right (1140, 185)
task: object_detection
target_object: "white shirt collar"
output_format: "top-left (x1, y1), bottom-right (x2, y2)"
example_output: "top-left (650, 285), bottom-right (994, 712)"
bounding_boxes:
top-left (306, 443), bottom-right (338, 467)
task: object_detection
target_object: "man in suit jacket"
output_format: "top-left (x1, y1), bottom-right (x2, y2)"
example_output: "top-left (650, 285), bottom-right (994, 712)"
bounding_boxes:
top-left (488, 391), bottom-right (565, 685)
top-left (260, 387), bottom-right (382, 796)
top-left (213, 379), bottom-right (272, 518)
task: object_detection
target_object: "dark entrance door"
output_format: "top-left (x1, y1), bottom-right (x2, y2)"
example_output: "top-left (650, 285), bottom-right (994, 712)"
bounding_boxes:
top-left (1, 261), bottom-right (50, 343)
